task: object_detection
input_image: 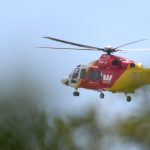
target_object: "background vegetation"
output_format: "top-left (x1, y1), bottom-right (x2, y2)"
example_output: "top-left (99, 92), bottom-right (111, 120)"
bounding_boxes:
top-left (0, 78), bottom-right (150, 150)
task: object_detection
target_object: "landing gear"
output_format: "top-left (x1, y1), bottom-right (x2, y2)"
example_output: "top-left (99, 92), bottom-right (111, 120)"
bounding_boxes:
top-left (99, 92), bottom-right (104, 99)
top-left (73, 91), bottom-right (80, 96)
top-left (126, 96), bottom-right (131, 102)
top-left (125, 93), bottom-right (132, 102)
top-left (97, 90), bottom-right (105, 99)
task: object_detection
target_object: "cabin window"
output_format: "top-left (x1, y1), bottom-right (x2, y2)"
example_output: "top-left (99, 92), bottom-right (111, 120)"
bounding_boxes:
top-left (88, 69), bottom-right (102, 81)
top-left (95, 71), bottom-right (102, 80)
top-left (80, 69), bottom-right (86, 79)
top-left (112, 59), bottom-right (120, 66)
top-left (88, 70), bottom-right (95, 80)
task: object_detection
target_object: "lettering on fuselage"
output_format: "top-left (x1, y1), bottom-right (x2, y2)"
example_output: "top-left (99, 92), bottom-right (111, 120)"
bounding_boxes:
top-left (103, 74), bottom-right (113, 84)
top-left (98, 60), bottom-right (107, 64)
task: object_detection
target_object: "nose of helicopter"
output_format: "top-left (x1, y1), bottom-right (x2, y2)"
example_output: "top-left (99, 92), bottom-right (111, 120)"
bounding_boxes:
top-left (61, 77), bottom-right (69, 85)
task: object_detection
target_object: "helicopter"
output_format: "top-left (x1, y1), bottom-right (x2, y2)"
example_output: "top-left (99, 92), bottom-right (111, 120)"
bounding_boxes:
top-left (40, 37), bottom-right (150, 102)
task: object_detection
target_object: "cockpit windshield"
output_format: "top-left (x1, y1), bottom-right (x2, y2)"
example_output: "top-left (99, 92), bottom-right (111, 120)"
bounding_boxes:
top-left (71, 65), bottom-right (87, 80)
top-left (80, 68), bottom-right (86, 79)
top-left (72, 67), bottom-right (80, 79)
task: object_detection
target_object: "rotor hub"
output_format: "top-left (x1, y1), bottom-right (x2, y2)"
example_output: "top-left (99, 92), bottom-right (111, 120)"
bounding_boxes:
top-left (104, 46), bottom-right (116, 54)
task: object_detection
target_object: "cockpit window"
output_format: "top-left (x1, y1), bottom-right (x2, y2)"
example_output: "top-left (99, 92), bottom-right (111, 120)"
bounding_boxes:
top-left (80, 69), bottom-right (86, 79)
top-left (72, 68), bottom-right (80, 79)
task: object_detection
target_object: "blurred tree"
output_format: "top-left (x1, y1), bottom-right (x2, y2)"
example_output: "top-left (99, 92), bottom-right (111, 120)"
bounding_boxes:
top-left (49, 109), bottom-right (102, 150)
top-left (0, 78), bottom-right (103, 150)
top-left (0, 97), bottom-right (103, 150)
top-left (118, 111), bottom-right (150, 149)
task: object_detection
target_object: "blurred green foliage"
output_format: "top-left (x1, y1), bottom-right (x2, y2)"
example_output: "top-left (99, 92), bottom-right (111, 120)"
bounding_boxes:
top-left (1, 79), bottom-right (150, 150)
top-left (0, 96), bottom-right (102, 150)
top-left (0, 80), bottom-right (103, 150)
top-left (118, 111), bottom-right (150, 148)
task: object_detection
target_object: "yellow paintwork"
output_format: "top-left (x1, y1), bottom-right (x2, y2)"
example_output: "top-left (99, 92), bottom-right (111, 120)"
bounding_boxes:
top-left (76, 79), bottom-right (84, 88)
top-left (108, 64), bottom-right (150, 93)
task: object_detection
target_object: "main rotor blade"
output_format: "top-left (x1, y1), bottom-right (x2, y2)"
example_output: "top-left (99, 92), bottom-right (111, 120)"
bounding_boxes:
top-left (37, 46), bottom-right (98, 51)
top-left (121, 48), bottom-right (150, 51)
top-left (115, 39), bottom-right (147, 49)
top-left (43, 37), bottom-right (104, 51)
